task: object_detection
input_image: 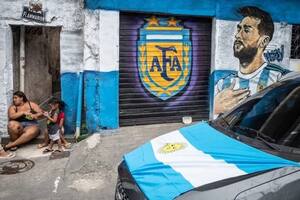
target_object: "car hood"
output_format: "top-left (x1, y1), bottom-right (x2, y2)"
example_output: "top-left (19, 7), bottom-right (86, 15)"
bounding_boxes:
top-left (123, 122), bottom-right (300, 200)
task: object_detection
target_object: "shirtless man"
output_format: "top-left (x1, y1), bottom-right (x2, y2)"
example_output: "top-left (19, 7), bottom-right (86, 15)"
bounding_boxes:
top-left (4, 91), bottom-right (43, 150)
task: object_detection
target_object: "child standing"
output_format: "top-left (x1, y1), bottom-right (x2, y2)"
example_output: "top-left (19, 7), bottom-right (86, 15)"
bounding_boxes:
top-left (42, 98), bottom-right (63, 153)
top-left (56, 101), bottom-right (71, 148)
top-left (38, 99), bottom-right (70, 149)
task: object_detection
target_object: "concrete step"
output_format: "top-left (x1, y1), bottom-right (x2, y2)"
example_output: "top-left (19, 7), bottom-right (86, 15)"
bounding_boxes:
top-left (1, 132), bottom-right (76, 145)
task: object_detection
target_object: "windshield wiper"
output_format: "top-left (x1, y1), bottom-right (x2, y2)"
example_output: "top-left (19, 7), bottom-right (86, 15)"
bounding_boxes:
top-left (232, 125), bottom-right (281, 151)
top-left (256, 131), bottom-right (276, 143)
top-left (255, 136), bottom-right (281, 151)
top-left (220, 116), bottom-right (231, 128)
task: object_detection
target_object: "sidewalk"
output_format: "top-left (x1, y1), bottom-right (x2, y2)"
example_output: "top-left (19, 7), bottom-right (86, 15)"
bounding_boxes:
top-left (0, 122), bottom-right (188, 200)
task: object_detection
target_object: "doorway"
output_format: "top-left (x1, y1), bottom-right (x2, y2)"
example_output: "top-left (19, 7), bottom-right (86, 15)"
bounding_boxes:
top-left (11, 25), bottom-right (61, 104)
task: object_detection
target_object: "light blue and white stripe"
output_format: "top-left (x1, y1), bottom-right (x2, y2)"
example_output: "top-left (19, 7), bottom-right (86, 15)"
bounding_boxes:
top-left (124, 122), bottom-right (300, 200)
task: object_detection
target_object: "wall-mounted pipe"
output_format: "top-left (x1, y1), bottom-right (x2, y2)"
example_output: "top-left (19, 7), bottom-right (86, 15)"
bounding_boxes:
top-left (20, 26), bottom-right (25, 92)
top-left (74, 71), bottom-right (83, 140)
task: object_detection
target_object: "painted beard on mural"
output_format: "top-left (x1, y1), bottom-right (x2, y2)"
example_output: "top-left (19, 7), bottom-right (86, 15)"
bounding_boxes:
top-left (233, 40), bottom-right (258, 67)
top-left (213, 6), bottom-right (290, 116)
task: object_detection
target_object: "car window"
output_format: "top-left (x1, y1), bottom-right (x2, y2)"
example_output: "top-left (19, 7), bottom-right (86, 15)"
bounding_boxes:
top-left (222, 81), bottom-right (300, 147)
top-left (260, 87), bottom-right (300, 144)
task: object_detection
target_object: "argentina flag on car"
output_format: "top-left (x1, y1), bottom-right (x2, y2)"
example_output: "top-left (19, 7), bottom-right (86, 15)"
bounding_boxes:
top-left (124, 122), bottom-right (300, 200)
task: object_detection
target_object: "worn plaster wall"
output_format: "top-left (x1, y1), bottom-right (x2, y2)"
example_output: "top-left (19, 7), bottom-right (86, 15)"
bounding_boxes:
top-left (0, 0), bottom-right (84, 29)
top-left (83, 9), bottom-right (100, 71)
top-left (83, 10), bottom-right (119, 132)
top-left (0, 0), bottom-right (84, 136)
top-left (0, 26), bottom-right (13, 135)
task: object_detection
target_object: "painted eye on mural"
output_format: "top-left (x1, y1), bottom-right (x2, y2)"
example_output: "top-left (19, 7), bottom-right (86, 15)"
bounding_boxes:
top-left (244, 28), bottom-right (250, 33)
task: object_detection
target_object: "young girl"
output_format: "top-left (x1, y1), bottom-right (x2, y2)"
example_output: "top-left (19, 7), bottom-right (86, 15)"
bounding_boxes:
top-left (42, 98), bottom-right (63, 153)
top-left (56, 101), bottom-right (71, 148)
top-left (38, 99), bottom-right (70, 149)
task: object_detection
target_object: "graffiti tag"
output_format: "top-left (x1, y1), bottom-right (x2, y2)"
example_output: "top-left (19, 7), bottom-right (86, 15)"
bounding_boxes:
top-left (264, 45), bottom-right (284, 63)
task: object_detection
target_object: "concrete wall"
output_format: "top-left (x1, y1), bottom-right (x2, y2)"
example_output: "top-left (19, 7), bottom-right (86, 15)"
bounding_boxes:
top-left (0, 1), bottom-right (118, 135)
top-left (83, 9), bottom-right (100, 71)
top-left (60, 9), bottom-right (120, 133)
top-left (83, 10), bottom-right (119, 132)
top-left (82, 1), bottom-right (300, 131)
top-left (0, 25), bottom-right (14, 135)
top-left (0, 0), bottom-right (84, 136)
top-left (0, 0), bottom-right (84, 30)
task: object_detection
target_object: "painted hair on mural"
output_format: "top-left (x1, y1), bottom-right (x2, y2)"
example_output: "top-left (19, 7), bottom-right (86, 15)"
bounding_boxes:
top-left (13, 91), bottom-right (28, 102)
top-left (238, 6), bottom-right (274, 41)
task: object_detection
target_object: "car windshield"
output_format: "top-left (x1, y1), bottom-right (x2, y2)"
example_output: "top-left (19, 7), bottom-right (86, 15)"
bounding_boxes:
top-left (217, 79), bottom-right (300, 149)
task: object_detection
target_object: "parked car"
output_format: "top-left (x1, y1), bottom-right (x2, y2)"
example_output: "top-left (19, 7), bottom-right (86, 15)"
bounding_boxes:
top-left (115, 73), bottom-right (300, 200)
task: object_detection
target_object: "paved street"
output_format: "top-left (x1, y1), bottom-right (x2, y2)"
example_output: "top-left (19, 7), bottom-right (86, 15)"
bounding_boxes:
top-left (0, 123), bottom-right (187, 200)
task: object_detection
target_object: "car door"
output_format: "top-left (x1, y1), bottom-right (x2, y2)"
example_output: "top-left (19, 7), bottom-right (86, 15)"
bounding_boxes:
top-left (235, 169), bottom-right (300, 200)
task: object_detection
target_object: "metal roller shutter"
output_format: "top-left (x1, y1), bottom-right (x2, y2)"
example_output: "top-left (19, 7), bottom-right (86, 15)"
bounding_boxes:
top-left (119, 13), bottom-right (212, 126)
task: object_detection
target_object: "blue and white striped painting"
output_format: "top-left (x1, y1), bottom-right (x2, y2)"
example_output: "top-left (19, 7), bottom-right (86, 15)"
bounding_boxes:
top-left (124, 122), bottom-right (300, 200)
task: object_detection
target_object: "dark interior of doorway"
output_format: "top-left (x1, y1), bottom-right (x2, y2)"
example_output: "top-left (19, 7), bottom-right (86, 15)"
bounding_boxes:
top-left (11, 25), bottom-right (61, 105)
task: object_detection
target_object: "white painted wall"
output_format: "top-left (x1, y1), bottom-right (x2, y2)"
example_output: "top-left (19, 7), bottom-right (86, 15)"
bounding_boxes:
top-left (0, 0), bottom-right (84, 30)
top-left (99, 10), bottom-right (119, 72)
top-left (83, 9), bottom-right (120, 73)
top-left (83, 9), bottom-right (100, 71)
top-left (60, 30), bottom-right (84, 73)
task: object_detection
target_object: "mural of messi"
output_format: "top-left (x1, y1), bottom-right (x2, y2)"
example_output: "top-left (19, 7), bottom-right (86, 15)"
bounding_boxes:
top-left (214, 6), bottom-right (290, 116)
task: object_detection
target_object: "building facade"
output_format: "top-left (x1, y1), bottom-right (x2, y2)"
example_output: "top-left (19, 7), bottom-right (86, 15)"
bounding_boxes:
top-left (0, 0), bottom-right (300, 135)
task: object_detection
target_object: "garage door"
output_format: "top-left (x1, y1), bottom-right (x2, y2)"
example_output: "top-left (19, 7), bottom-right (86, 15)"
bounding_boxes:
top-left (119, 13), bottom-right (212, 126)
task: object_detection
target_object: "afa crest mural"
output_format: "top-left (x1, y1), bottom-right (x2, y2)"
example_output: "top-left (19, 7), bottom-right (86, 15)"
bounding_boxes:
top-left (119, 13), bottom-right (211, 125)
top-left (138, 16), bottom-right (192, 100)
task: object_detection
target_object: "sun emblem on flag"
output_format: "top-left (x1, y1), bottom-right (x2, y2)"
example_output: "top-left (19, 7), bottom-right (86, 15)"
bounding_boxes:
top-left (159, 143), bottom-right (187, 154)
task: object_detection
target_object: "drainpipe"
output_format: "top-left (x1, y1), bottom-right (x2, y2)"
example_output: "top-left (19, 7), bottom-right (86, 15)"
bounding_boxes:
top-left (74, 71), bottom-right (83, 140)
top-left (20, 26), bottom-right (25, 92)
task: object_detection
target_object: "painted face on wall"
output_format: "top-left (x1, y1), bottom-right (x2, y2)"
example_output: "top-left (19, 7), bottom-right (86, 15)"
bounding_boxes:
top-left (233, 16), bottom-right (263, 64)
